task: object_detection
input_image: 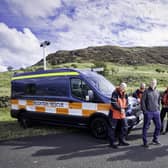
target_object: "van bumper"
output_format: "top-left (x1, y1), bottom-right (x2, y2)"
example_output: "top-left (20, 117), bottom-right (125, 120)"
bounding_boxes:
top-left (126, 113), bottom-right (143, 128)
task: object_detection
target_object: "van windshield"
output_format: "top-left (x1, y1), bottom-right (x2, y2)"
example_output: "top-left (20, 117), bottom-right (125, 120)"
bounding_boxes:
top-left (87, 73), bottom-right (115, 98)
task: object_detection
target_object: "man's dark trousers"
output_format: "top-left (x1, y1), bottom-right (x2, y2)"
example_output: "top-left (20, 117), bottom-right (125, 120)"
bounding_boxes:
top-left (160, 107), bottom-right (168, 132)
top-left (108, 118), bottom-right (128, 144)
top-left (143, 111), bottom-right (161, 144)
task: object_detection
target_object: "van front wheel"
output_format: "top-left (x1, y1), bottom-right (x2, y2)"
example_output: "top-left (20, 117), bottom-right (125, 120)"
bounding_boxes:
top-left (90, 117), bottom-right (108, 139)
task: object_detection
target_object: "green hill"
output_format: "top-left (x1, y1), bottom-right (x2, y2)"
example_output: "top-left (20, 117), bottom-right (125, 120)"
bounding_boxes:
top-left (35, 45), bottom-right (168, 66)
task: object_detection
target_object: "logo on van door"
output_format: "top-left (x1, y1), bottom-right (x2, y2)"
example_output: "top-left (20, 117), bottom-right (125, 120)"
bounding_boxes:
top-left (34, 101), bottom-right (66, 108)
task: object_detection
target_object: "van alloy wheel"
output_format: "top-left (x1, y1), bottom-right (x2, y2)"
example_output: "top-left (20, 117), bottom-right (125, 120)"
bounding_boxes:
top-left (90, 117), bottom-right (108, 139)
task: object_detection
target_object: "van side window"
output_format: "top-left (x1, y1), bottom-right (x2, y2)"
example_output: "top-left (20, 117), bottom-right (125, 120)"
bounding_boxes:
top-left (36, 78), bottom-right (68, 97)
top-left (71, 78), bottom-right (92, 101)
top-left (25, 84), bottom-right (36, 95)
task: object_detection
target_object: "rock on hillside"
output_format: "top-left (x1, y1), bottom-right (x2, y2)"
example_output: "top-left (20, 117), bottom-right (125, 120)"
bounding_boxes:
top-left (35, 46), bottom-right (168, 65)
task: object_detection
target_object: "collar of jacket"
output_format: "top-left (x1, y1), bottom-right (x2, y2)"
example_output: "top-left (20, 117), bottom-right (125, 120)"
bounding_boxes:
top-left (148, 86), bottom-right (157, 91)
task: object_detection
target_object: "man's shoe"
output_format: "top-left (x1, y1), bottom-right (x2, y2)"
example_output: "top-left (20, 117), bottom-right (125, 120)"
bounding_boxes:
top-left (109, 144), bottom-right (118, 149)
top-left (160, 128), bottom-right (163, 133)
top-left (164, 129), bottom-right (168, 135)
top-left (119, 141), bottom-right (130, 146)
top-left (162, 131), bottom-right (167, 135)
top-left (142, 143), bottom-right (149, 148)
top-left (152, 140), bottom-right (162, 145)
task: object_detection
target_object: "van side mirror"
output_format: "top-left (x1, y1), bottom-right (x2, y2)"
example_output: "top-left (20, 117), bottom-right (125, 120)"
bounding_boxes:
top-left (85, 90), bottom-right (94, 101)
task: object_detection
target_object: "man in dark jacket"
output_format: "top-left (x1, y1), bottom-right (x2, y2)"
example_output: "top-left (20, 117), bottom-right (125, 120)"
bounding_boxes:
top-left (160, 87), bottom-right (168, 134)
top-left (108, 82), bottom-right (130, 148)
top-left (141, 79), bottom-right (161, 147)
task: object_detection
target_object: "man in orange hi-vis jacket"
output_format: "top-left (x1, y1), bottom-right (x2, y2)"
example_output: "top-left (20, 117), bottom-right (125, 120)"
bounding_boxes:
top-left (108, 82), bottom-right (130, 148)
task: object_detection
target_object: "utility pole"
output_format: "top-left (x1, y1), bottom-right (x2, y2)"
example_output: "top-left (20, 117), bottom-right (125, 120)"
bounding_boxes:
top-left (40, 41), bottom-right (50, 70)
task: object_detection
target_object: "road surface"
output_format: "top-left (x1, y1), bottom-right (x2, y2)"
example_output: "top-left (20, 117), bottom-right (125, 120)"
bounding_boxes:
top-left (0, 124), bottom-right (168, 168)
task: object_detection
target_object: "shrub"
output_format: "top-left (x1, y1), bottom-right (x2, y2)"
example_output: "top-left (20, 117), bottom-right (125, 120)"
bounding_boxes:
top-left (155, 68), bottom-right (165, 73)
top-left (71, 64), bottom-right (78, 68)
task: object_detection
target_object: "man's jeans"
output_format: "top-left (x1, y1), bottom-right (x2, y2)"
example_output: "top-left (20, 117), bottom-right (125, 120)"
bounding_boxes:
top-left (142, 111), bottom-right (161, 144)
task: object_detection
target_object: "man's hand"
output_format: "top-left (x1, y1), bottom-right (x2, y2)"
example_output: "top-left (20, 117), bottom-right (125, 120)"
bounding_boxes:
top-left (121, 109), bottom-right (125, 113)
top-left (137, 98), bottom-right (141, 103)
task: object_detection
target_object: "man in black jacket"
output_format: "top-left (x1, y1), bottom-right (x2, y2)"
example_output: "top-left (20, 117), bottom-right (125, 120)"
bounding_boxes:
top-left (160, 87), bottom-right (168, 134)
top-left (132, 83), bottom-right (146, 103)
top-left (141, 79), bottom-right (161, 147)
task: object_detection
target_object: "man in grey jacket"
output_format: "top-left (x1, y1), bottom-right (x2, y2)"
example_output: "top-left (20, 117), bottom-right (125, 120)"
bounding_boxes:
top-left (141, 79), bottom-right (161, 147)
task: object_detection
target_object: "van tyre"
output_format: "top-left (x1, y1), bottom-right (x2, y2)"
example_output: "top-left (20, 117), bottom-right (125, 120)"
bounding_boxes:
top-left (90, 117), bottom-right (108, 139)
top-left (18, 113), bottom-right (31, 129)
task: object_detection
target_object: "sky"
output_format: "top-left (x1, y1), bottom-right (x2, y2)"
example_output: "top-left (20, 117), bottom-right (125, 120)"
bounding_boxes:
top-left (0, 0), bottom-right (168, 71)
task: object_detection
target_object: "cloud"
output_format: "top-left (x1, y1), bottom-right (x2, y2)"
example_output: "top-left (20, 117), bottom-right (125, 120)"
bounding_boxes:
top-left (1, 0), bottom-right (168, 70)
top-left (3, 0), bottom-right (168, 48)
top-left (0, 23), bottom-right (42, 71)
top-left (6, 0), bottom-right (61, 18)
top-left (51, 0), bottom-right (168, 49)
top-left (118, 27), bottom-right (168, 46)
top-left (33, 0), bottom-right (168, 51)
top-left (0, 64), bottom-right (7, 72)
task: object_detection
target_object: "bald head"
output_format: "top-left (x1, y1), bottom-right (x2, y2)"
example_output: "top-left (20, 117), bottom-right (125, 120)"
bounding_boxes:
top-left (140, 83), bottom-right (146, 90)
top-left (150, 79), bottom-right (157, 89)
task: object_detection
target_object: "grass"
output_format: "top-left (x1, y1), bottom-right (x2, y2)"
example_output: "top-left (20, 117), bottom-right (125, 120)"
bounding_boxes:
top-left (105, 63), bottom-right (168, 92)
top-left (0, 120), bottom-right (62, 141)
top-left (0, 71), bottom-right (12, 96)
top-left (0, 107), bottom-right (75, 141)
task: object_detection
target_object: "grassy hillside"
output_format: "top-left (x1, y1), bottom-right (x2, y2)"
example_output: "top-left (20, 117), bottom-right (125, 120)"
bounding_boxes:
top-left (0, 71), bottom-right (12, 96)
top-left (106, 63), bottom-right (168, 93)
top-left (0, 63), bottom-right (167, 97)
top-left (35, 46), bottom-right (168, 66)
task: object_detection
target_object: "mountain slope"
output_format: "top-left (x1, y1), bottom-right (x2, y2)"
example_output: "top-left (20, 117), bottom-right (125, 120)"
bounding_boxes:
top-left (35, 46), bottom-right (168, 65)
